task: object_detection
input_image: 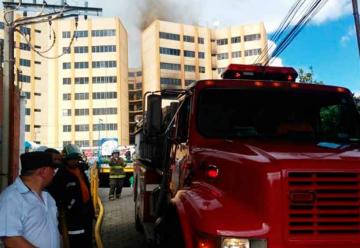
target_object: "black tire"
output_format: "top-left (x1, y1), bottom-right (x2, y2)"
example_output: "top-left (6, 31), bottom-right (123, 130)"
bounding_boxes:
top-left (155, 210), bottom-right (185, 248)
top-left (134, 197), bottom-right (143, 232)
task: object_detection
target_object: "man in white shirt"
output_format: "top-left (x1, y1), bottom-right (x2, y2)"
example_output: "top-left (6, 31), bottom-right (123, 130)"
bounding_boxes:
top-left (0, 151), bottom-right (61, 248)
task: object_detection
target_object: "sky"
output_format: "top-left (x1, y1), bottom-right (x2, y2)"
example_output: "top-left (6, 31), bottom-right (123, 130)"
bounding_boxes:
top-left (41, 0), bottom-right (360, 94)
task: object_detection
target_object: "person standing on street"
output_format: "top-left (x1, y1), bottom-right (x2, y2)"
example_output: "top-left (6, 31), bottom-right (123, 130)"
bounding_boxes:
top-left (47, 144), bottom-right (94, 248)
top-left (0, 152), bottom-right (61, 248)
top-left (109, 149), bottom-right (126, 200)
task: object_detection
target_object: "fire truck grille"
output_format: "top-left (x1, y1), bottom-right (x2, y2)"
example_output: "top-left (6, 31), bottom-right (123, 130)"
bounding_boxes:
top-left (287, 172), bottom-right (360, 236)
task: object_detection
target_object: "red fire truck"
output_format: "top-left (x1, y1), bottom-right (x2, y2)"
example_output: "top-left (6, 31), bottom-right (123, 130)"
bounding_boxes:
top-left (133, 64), bottom-right (360, 248)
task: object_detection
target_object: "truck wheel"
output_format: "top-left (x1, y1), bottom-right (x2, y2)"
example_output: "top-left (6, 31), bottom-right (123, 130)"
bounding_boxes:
top-left (155, 213), bottom-right (185, 248)
top-left (135, 201), bottom-right (143, 232)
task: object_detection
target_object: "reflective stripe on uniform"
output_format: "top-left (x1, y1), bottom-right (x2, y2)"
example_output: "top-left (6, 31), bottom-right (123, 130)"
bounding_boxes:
top-left (68, 229), bottom-right (85, 235)
top-left (109, 175), bottom-right (126, 179)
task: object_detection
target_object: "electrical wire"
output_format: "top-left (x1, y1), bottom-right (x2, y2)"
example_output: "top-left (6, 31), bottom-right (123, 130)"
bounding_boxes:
top-left (3, 0), bottom-right (22, 25)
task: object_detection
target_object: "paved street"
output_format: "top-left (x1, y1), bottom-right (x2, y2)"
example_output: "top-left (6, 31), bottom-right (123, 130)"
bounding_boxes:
top-left (99, 187), bottom-right (147, 248)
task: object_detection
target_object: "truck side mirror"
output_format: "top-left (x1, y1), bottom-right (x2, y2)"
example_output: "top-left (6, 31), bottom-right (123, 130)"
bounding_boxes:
top-left (145, 94), bottom-right (162, 136)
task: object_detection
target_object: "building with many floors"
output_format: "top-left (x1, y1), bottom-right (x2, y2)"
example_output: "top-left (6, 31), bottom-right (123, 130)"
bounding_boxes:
top-left (142, 20), bottom-right (268, 92)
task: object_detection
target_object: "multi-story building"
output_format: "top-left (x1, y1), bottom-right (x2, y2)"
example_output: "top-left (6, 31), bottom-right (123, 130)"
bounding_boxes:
top-left (2, 15), bottom-right (129, 148)
top-left (142, 20), bottom-right (268, 92)
top-left (0, 15), bottom-right (48, 145)
top-left (128, 68), bottom-right (143, 144)
top-left (46, 17), bottom-right (129, 148)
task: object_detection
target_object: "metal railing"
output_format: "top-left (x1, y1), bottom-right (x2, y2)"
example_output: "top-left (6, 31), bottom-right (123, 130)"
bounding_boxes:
top-left (90, 164), bottom-right (104, 248)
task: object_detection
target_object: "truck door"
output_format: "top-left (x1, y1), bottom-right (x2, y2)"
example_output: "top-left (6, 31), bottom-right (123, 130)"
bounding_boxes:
top-left (170, 96), bottom-right (191, 195)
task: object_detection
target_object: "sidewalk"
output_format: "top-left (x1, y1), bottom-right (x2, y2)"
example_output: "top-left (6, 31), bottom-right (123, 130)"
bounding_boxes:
top-left (99, 187), bottom-right (147, 248)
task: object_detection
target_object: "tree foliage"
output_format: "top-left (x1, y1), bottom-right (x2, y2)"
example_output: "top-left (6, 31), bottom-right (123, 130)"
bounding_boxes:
top-left (298, 66), bottom-right (323, 84)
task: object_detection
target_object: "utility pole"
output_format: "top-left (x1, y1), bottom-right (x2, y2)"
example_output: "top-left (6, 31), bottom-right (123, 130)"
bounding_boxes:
top-left (352, 0), bottom-right (360, 57)
top-left (1, 0), bottom-right (14, 190)
top-left (0, 1), bottom-right (102, 189)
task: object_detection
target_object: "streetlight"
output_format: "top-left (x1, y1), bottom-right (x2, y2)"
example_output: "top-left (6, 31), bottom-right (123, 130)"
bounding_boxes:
top-left (97, 118), bottom-right (103, 163)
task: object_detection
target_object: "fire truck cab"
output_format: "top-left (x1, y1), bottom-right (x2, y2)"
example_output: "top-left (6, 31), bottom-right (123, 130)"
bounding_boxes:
top-left (134, 64), bottom-right (360, 248)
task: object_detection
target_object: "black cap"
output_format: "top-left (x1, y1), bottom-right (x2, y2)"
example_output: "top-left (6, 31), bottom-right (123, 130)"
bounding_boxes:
top-left (20, 151), bottom-right (60, 171)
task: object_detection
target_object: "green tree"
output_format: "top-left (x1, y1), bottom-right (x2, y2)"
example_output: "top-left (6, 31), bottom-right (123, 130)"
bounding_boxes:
top-left (298, 66), bottom-right (323, 84)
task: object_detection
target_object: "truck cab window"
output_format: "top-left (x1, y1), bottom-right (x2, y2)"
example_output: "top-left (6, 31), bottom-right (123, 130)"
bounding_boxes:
top-left (176, 97), bottom-right (190, 143)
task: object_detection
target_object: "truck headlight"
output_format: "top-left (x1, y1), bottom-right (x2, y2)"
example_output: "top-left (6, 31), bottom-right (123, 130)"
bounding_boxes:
top-left (222, 238), bottom-right (267, 248)
top-left (222, 238), bottom-right (249, 248)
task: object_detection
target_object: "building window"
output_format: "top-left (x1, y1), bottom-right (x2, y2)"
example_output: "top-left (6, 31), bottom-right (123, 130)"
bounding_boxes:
top-left (35, 61), bottom-right (41, 64)
top-left (25, 108), bottom-right (30, 115)
top-left (198, 52), bottom-right (205, 59)
top-left (92, 45), bottom-right (116, 53)
top-left (74, 46), bottom-right (88, 53)
top-left (34, 45), bottom-right (41, 49)
top-left (63, 125), bottom-right (71, 132)
top-left (244, 34), bottom-right (261, 42)
top-left (62, 109), bottom-right (71, 116)
top-left (160, 78), bottom-right (181, 86)
top-left (128, 72), bottom-right (135, 77)
top-left (129, 84), bottom-right (134, 90)
top-left (34, 92), bottom-right (41, 96)
top-left (75, 140), bottom-right (90, 147)
top-left (63, 78), bottom-right (71, 85)
top-left (198, 37), bottom-right (204, 44)
top-left (185, 79), bottom-right (195, 86)
top-left (75, 109), bottom-right (89, 116)
top-left (74, 30), bottom-right (88, 38)
top-left (35, 29), bottom-right (41, 33)
top-left (231, 36), bottom-right (241, 43)
top-left (92, 76), bottom-right (117, 84)
top-left (75, 62), bottom-right (89, 69)
top-left (244, 48), bottom-right (261, 57)
top-left (184, 65), bottom-right (195, 72)
top-left (34, 77), bottom-right (41, 80)
top-left (62, 141), bottom-right (71, 147)
top-left (159, 47), bottom-right (180, 56)
top-left (217, 38), bottom-right (228, 45)
top-left (159, 32), bottom-right (180, 41)
top-left (0, 22), bottom-right (4, 29)
top-left (75, 124), bottom-right (89, 132)
top-left (199, 66), bottom-right (206, 73)
top-left (75, 77), bottom-right (89, 84)
top-left (63, 62), bottom-right (71, 69)
top-left (160, 62), bottom-right (181, 71)
top-left (93, 123), bottom-right (117, 131)
top-left (183, 35), bottom-right (194, 43)
top-left (93, 108), bottom-right (117, 115)
top-left (92, 61), bottom-right (116, 68)
top-left (20, 43), bottom-right (30, 51)
top-left (217, 53), bottom-right (229, 60)
top-left (20, 59), bottom-right (30, 67)
top-left (184, 50), bottom-right (195, 57)
top-left (20, 26), bottom-right (30, 35)
top-left (19, 75), bottom-right (31, 83)
top-left (34, 125), bottom-right (41, 129)
top-left (63, 93), bottom-right (71, 100)
top-left (62, 31), bottom-right (71, 38)
top-left (24, 92), bottom-right (31, 99)
top-left (75, 93), bottom-right (89, 100)
top-left (217, 67), bottom-right (226, 74)
top-left (25, 125), bottom-right (30, 132)
top-left (136, 83), bottom-right (142, 89)
top-left (91, 29), bottom-right (116, 37)
top-left (92, 92), bottom-right (117, 99)
top-left (136, 71), bottom-right (142, 76)
top-left (232, 51), bottom-right (242, 58)
top-left (62, 47), bottom-right (71, 54)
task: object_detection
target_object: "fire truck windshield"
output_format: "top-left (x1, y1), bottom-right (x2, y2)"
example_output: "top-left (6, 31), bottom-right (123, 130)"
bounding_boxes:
top-left (197, 88), bottom-right (360, 142)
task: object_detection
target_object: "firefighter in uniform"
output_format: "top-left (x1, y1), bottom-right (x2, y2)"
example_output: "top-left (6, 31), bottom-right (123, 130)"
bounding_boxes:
top-left (109, 149), bottom-right (126, 200)
top-left (48, 144), bottom-right (94, 248)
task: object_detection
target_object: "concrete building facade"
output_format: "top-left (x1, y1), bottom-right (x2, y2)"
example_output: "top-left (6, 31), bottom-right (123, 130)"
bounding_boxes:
top-left (128, 68), bottom-right (143, 144)
top-left (142, 20), bottom-right (268, 92)
top-left (1, 16), bottom-right (129, 148)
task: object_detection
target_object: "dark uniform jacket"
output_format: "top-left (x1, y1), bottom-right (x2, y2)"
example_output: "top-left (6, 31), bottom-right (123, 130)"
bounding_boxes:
top-left (47, 167), bottom-right (95, 232)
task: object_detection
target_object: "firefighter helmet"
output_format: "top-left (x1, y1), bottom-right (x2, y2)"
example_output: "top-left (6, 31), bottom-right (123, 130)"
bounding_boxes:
top-left (112, 148), bottom-right (120, 155)
top-left (62, 144), bottom-right (82, 160)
